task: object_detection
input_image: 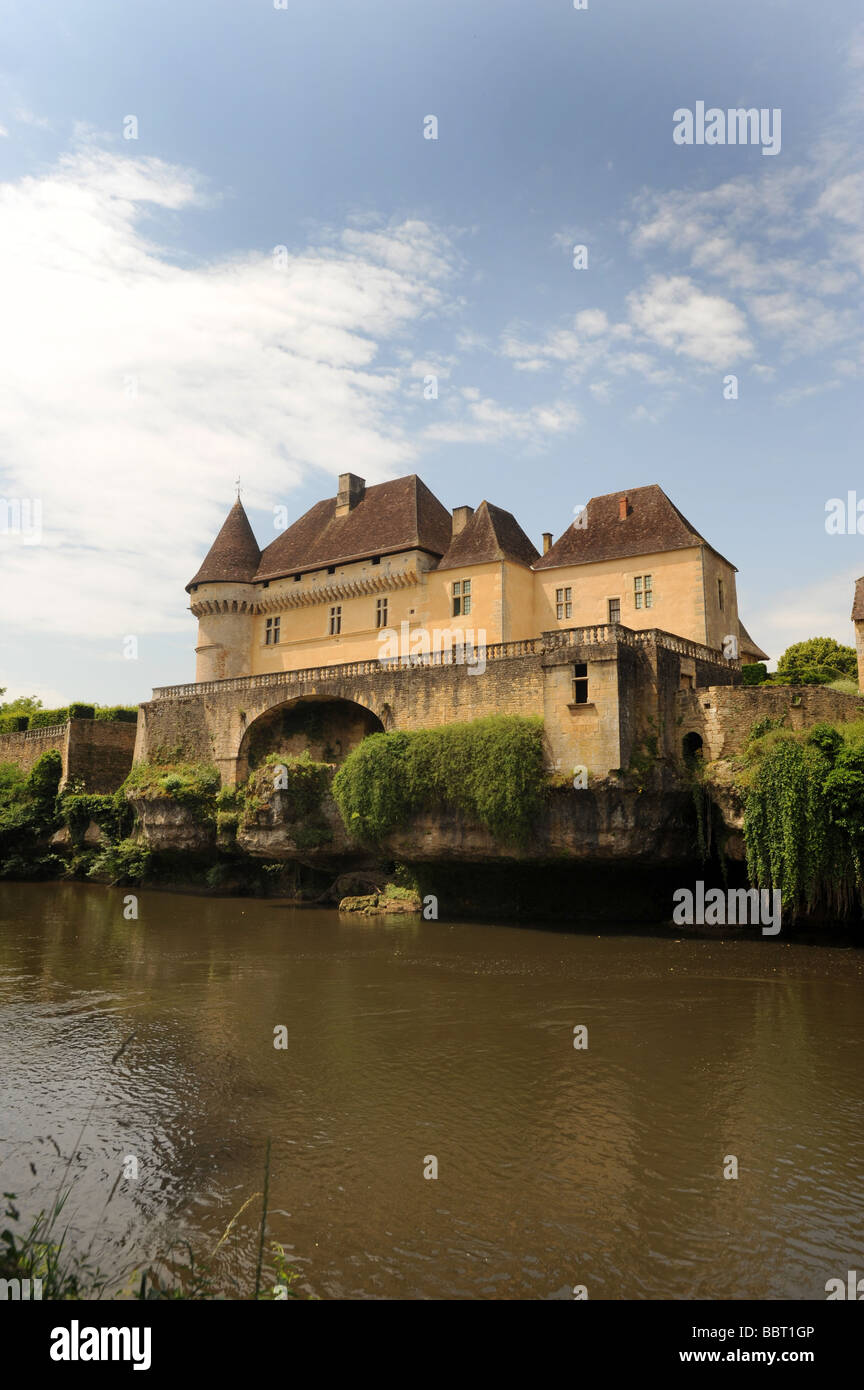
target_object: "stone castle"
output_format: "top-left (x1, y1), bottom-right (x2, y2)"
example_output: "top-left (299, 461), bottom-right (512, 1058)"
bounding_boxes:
top-left (186, 473), bottom-right (767, 681)
top-left (133, 473), bottom-right (769, 786)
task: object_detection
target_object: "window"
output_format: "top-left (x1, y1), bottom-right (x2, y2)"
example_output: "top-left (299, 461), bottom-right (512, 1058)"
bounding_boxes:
top-left (572, 662), bottom-right (589, 705)
top-left (293, 573), bottom-right (301, 582)
top-left (452, 579), bottom-right (471, 617)
top-left (371, 556), bottom-right (381, 566)
top-left (556, 586), bottom-right (572, 621)
top-left (265, 616), bottom-right (280, 645)
top-left (376, 597), bottom-right (388, 629)
top-left (634, 575), bottom-right (653, 610)
top-left (608, 598), bottom-right (620, 624)
top-left (328, 605), bottom-right (342, 635)
top-left (327, 566), bottom-right (336, 575)
top-left (717, 577), bottom-right (724, 611)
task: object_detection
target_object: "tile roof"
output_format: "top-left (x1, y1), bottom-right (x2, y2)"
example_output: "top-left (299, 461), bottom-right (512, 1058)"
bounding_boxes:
top-left (738, 620), bottom-right (769, 663)
top-left (533, 483), bottom-right (735, 571)
top-left (254, 474), bottom-right (452, 581)
top-left (436, 500), bottom-right (540, 571)
top-left (186, 498), bottom-right (261, 590)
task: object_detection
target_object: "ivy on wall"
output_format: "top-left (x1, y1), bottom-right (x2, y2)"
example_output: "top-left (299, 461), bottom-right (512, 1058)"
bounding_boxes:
top-left (332, 714), bottom-right (545, 844)
top-left (741, 720), bottom-right (864, 916)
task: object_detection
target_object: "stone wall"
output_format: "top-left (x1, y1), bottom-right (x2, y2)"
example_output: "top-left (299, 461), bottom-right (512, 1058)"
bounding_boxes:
top-left (0, 720), bottom-right (136, 792)
top-left (0, 725), bottom-right (68, 777)
top-left (677, 685), bottom-right (864, 762)
top-left (65, 720), bottom-right (137, 793)
top-left (140, 627), bottom-right (740, 786)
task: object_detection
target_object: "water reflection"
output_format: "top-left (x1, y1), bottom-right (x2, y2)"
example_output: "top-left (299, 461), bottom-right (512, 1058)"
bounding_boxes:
top-left (1, 881), bottom-right (862, 1299)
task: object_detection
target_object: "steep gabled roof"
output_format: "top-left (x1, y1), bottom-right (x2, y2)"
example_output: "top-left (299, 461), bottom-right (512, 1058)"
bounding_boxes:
top-left (255, 474), bottom-right (452, 581)
top-left (186, 498), bottom-right (261, 590)
top-left (533, 484), bottom-right (735, 571)
top-left (852, 577), bottom-right (864, 621)
top-left (436, 500), bottom-right (540, 571)
top-left (738, 620), bottom-right (769, 663)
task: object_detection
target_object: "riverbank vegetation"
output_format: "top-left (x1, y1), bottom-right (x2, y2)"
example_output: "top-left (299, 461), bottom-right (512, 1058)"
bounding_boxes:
top-left (736, 717), bottom-right (864, 917)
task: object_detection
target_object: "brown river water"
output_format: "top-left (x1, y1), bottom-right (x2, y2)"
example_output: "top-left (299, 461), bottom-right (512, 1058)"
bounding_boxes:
top-left (1, 880), bottom-right (862, 1300)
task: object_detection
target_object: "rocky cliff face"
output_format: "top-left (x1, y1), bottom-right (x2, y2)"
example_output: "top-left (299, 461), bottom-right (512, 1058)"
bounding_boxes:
top-left (129, 769), bottom-right (708, 867)
top-left (128, 797), bottom-right (216, 853)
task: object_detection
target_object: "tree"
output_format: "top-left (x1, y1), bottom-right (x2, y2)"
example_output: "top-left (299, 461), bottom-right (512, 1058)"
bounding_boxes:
top-left (0, 694), bottom-right (43, 714)
top-left (775, 637), bottom-right (858, 685)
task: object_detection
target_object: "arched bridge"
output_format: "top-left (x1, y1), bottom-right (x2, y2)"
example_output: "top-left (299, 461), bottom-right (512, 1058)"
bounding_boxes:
top-left (136, 628), bottom-right (736, 785)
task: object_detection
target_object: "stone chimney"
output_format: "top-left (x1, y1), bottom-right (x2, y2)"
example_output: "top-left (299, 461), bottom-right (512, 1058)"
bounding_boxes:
top-left (336, 473), bottom-right (365, 517)
top-left (542, 532), bottom-right (552, 554)
top-left (452, 505), bottom-right (474, 536)
top-left (618, 495), bottom-right (629, 521)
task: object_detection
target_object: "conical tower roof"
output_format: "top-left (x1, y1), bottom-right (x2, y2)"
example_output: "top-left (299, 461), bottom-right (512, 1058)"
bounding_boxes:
top-left (186, 498), bottom-right (261, 590)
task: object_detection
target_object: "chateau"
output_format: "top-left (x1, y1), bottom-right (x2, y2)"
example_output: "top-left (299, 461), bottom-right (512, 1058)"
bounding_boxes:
top-left (187, 473), bottom-right (767, 681)
top-left (113, 472), bottom-right (770, 787)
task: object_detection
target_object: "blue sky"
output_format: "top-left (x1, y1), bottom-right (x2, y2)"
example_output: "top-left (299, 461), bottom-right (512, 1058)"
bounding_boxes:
top-left (1, 0), bottom-right (863, 703)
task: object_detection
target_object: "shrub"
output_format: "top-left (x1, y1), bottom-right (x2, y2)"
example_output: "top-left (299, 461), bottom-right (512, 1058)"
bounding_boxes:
top-left (123, 761), bottom-right (221, 823)
top-left (60, 792), bottom-right (129, 845)
top-left (27, 750), bottom-right (63, 804)
top-left (246, 751), bottom-right (332, 820)
top-left (332, 715), bottom-right (545, 844)
top-left (741, 663), bottom-right (767, 686)
top-left (94, 706), bottom-right (139, 723)
top-left (68, 703), bottom-right (95, 721)
top-left (775, 637), bottom-right (857, 685)
top-left (0, 714), bottom-right (29, 732)
top-left (741, 718), bottom-right (864, 916)
top-left (29, 708), bottom-right (69, 728)
top-left (86, 838), bottom-right (151, 884)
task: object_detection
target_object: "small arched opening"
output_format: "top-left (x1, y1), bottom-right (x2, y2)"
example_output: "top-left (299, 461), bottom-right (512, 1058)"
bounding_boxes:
top-left (682, 730), bottom-right (704, 765)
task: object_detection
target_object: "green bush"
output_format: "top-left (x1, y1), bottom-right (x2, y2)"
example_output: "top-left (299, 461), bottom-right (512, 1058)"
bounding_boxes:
top-left (122, 761), bottom-right (221, 824)
top-left (94, 706), bottom-right (139, 723)
top-left (246, 751), bottom-right (331, 821)
top-left (741, 663), bottom-right (767, 686)
top-left (27, 749), bottom-right (63, 804)
top-left (68, 703), bottom-right (95, 721)
top-left (86, 838), bottom-right (151, 884)
top-left (0, 751), bottom-right (63, 872)
top-left (332, 715), bottom-right (545, 844)
top-left (775, 637), bottom-right (857, 684)
top-left (741, 718), bottom-right (864, 916)
top-left (60, 792), bottom-right (130, 845)
top-left (29, 708), bottom-right (69, 728)
top-left (0, 714), bottom-right (29, 732)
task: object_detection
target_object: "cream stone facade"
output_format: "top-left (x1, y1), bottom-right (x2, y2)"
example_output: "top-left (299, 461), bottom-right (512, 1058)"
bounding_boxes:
top-left (186, 473), bottom-right (766, 682)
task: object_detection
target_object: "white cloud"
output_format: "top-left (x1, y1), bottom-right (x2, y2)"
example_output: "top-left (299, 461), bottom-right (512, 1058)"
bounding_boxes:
top-left (627, 275), bottom-right (752, 367)
top-left (0, 146), bottom-right (458, 638)
top-left (425, 392), bottom-right (581, 445)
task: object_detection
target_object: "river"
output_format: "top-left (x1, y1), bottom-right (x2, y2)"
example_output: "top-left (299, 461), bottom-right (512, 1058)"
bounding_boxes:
top-left (1, 880), bottom-right (862, 1300)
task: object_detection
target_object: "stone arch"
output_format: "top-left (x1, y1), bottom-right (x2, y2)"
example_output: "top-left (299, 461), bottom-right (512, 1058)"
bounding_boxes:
top-left (236, 694), bottom-right (384, 784)
top-left (682, 730), bottom-right (704, 764)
